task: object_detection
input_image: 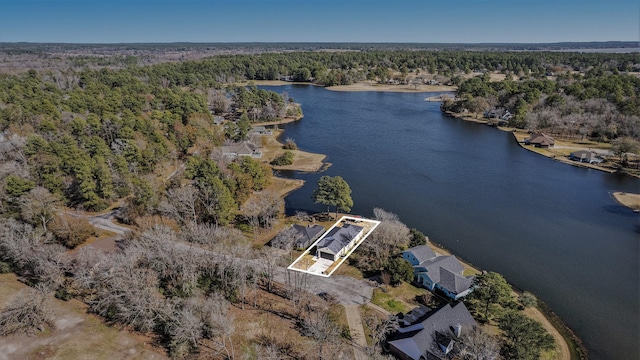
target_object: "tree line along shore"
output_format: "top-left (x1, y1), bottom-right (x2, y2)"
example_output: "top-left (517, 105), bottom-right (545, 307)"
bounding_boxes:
top-left (2, 45), bottom-right (635, 358)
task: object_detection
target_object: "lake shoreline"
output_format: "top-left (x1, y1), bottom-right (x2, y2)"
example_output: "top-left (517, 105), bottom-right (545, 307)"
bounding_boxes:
top-left (611, 191), bottom-right (640, 211)
top-left (268, 105), bottom-right (580, 360)
top-left (424, 236), bottom-right (583, 360)
top-left (441, 110), bottom-right (640, 179)
top-left (243, 79), bottom-right (457, 93)
top-left (267, 84), bottom-right (636, 359)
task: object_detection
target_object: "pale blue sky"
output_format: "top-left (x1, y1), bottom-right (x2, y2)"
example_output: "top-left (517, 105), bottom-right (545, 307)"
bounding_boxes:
top-left (1, 0), bottom-right (638, 43)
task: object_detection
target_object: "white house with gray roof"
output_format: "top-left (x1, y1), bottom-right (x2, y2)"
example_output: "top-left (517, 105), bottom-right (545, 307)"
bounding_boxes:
top-left (315, 223), bottom-right (364, 261)
top-left (403, 246), bottom-right (474, 300)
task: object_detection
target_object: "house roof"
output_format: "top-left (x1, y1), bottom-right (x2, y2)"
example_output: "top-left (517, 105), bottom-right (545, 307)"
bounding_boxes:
top-left (221, 141), bottom-right (261, 156)
top-left (388, 302), bottom-right (476, 360)
top-left (418, 255), bottom-right (465, 279)
top-left (316, 223), bottom-right (363, 255)
top-left (292, 224), bottom-right (325, 246)
top-left (569, 150), bottom-right (602, 162)
top-left (405, 245), bottom-right (437, 264)
top-left (438, 268), bottom-right (473, 295)
top-left (525, 132), bottom-right (555, 146)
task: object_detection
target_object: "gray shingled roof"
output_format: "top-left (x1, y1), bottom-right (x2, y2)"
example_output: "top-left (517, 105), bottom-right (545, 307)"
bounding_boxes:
top-left (569, 150), bottom-right (603, 163)
top-left (316, 223), bottom-right (363, 255)
top-left (438, 268), bottom-right (473, 295)
top-left (419, 255), bottom-right (465, 281)
top-left (405, 245), bottom-right (437, 264)
top-left (388, 302), bottom-right (476, 360)
top-left (292, 224), bottom-right (325, 247)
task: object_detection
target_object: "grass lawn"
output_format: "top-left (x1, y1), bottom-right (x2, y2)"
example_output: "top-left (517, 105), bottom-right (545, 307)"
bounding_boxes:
top-left (371, 283), bottom-right (428, 314)
top-left (332, 263), bottom-right (364, 279)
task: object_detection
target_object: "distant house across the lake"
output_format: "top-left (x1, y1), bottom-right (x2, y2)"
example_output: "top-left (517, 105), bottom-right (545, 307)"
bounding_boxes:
top-left (221, 141), bottom-right (262, 158)
top-left (403, 245), bottom-right (474, 300)
top-left (524, 132), bottom-right (555, 148)
top-left (387, 302), bottom-right (477, 360)
top-left (250, 126), bottom-right (272, 136)
top-left (569, 150), bottom-right (604, 164)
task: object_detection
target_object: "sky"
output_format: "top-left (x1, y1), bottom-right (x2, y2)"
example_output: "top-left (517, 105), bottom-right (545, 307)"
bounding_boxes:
top-left (1, 0), bottom-right (638, 44)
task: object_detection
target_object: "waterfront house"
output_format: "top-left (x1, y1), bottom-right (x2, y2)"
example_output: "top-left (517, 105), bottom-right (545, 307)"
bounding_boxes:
top-left (315, 223), bottom-right (364, 261)
top-left (569, 150), bottom-right (604, 164)
top-left (291, 224), bottom-right (326, 250)
top-left (403, 246), bottom-right (474, 300)
top-left (524, 132), bottom-right (555, 148)
top-left (221, 141), bottom-right (262, 158)
top-left (250, 126), bottom-right (272, 136)
top-left (387, 302), bottom-right (476, 360)
top-left (403, 245), bottom-right (437, 265)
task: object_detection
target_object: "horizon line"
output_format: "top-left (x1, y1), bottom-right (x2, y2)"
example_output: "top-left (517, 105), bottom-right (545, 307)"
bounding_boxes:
top-left (1, 40), bottom-right (638, 46)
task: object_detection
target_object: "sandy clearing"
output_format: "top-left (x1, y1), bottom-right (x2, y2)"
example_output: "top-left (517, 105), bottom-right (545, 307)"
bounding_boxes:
top-left (271, 149), bottom-right (328, 172)
top-left (612, 191), bottom-right (640, 211)
top-left (264, 176), bottom-right (304, 199)
top-left (262, 129), bottom-right (327, 172)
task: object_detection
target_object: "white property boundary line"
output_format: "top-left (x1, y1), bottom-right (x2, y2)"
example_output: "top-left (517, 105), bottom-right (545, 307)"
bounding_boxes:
top-left (287, 215), bottom-right (381, 278)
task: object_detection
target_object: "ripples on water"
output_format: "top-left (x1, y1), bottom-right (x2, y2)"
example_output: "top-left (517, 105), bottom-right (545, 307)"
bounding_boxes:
top-left (261, 85), bottom-right (639, 360)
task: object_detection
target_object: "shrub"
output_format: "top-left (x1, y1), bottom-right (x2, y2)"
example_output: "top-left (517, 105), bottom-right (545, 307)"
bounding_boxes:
top-left (0, 261), bottom-right (13, 274)
top-left (270, 151), bottom-right (294, 166)
top-left (519, 291), bottom-right (537, 308)
top-left (283, 138), bottom-right (297, 150)
top-left (49, 214), bottom-right (96, 248)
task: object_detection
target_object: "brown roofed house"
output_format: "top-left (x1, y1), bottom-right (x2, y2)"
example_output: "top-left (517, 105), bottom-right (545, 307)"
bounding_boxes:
top-left (221, 141), bottom-right (262, 158)
top-left (524, 132), bottom-right (555, 148)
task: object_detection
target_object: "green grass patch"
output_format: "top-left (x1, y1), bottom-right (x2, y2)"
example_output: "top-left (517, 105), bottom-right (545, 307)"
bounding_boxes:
top-left (371, 282), bottom-right (427, 314)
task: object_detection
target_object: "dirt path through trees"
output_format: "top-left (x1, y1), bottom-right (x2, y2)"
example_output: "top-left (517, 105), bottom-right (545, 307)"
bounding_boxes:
top-left (343, 305), bottom-right (369, 360)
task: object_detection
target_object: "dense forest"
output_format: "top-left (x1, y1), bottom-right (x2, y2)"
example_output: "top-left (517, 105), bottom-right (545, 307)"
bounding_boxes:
top-left (0, 46), bottom-right (633, 358)
top-left (442, 70), bottom-right (640, 139)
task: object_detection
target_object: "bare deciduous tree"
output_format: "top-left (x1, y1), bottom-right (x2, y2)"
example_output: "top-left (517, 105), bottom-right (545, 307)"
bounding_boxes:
top-left (271, 226), bottom-right (298, 251)
top-left (458, 325), bottom-right (502, 360)
top-left (0, 284), bottom-right (53, 336)
top-left (354, 208), bottom-right (410, 272)
top-left (198, 293), bottom-right (235, 359)
top-left (258, 248), bottom-right (280, 293)
top-left (18, 187), bottom-right (61, 232)
top-left (362, 312), bottom-right (398, 351)
top-left (158, 186), bottom-right (199, 224)
top-left (208, 89), bottom-right (230, 114)
top-left (0, 219), bottom-right (67, 287)
top-left (301, 311), bottom-right (342, 360)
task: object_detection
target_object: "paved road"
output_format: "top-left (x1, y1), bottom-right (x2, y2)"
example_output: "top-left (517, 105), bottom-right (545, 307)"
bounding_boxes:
top-left (86, 210), bottom-right (131, 235)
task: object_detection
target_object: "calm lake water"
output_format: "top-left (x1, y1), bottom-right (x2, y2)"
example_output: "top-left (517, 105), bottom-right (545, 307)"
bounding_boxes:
top-left (260, 85), bottom-right (639, 360)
